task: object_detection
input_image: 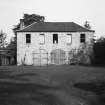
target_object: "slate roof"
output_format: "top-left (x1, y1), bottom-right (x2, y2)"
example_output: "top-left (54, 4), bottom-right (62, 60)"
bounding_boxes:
top-left (17, 22), bottom-right (95, 32)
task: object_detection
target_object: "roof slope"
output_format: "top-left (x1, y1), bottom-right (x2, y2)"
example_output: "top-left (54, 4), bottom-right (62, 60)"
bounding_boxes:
top-left (17, 22), bottom-right (95, 32)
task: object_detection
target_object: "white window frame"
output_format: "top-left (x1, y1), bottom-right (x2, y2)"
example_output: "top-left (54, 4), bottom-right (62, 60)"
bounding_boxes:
top-left (39, 34), bottom-right (45, 44)
top-left (67, 34), bottom-right (72, 44)
top-left (26, 34), bottom-right (31, 44)
top-left (80, 34), bottom-right (85, 43)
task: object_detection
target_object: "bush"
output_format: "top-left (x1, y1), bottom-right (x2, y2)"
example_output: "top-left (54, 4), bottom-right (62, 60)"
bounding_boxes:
top-left (93, 37), bottom-right (105, 65)
top-left (69, 42), bottom-right (94, 65)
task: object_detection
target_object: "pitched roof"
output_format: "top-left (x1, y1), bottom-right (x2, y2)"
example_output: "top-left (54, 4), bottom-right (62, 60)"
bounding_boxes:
top-left (17, 22), bottom-right (95, 32)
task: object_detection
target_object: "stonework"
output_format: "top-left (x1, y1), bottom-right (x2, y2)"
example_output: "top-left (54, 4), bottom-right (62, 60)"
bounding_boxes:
top-left (17, 32), bottom-right (94, 65)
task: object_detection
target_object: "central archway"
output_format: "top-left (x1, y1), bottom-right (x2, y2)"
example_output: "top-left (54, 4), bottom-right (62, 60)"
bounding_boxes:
top-left (51, 49), bottom-right (66, 65)
top-left (33, 49), bottom-right (48, 66)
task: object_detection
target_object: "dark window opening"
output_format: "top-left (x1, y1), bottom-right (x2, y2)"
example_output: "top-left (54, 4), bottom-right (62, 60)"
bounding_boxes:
top-left (80, 34), bottom-right (85, 43)
top-left (26, 34), bottom-right (31, 43)
top-left (53, 34), bottom-right (58, 44)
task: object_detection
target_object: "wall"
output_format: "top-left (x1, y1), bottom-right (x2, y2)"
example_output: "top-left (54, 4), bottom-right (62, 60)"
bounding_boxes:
top-left (17, 32), bottom-right (94, 65)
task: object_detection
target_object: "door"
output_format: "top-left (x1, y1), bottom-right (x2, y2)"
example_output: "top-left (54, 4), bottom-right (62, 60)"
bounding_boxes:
top-left (51, 49), bottom-right (66, 65)
top-left (33, 49), bottom-right (48, 66)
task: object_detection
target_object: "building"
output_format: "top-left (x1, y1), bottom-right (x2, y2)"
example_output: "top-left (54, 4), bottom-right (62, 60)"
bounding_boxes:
top-left (0, 48), bottom-right (16, 65)
top-left (16, 22), bottom-right (94, 66)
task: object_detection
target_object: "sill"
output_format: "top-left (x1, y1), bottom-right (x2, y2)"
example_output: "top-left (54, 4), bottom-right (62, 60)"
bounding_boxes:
top-left (53, 43), bottom-right (58, 45)
top-left (80, 42), bottom-right (85, 43)
top-left (26, 43), bottom-right (31, 45)
top-left (67, 43), bottom-right (72, 45)
top-left (40, 43), bottom-right (45, 45)
top-left (26, 43), bottom-right (31, 47)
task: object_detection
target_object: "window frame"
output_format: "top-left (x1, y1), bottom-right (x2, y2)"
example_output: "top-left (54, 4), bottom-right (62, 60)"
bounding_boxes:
top-left (53, 34), bottom-right (58, 44)
top-left (80, 34), bottom-right (86, 43)
top-left (39, 34), bottom-right (45, 45)
top-left (26, 34), bottom-right (31, 44)
top-left (67, 34), bottom-right (72, 44)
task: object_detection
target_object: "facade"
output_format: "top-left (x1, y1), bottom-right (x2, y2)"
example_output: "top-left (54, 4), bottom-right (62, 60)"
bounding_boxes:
top-left (16, 22), bottom-right (94, 66)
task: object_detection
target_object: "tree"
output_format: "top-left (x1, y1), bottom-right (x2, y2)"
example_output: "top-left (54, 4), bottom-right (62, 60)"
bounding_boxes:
top-left (7, 37), bottom-right (16, 50)
top-left (69, 42), bottom-right (94, 65)
top-left (84, 21), bottom-right (91, 30)
top-left (23, 14), bottom-right (45, 26)
top-left (93, 37), bottom-right (105, 65)
top-left (0, 30), bottom-right (7, 48)
top-left (7, 37), bottom-right (17, 64)
top-left (13, 13), bottom-right (45, 33)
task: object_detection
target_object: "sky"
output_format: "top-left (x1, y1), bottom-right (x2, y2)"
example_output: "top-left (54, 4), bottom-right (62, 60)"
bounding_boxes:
top-left (0, 0), bottom-right (105, 41)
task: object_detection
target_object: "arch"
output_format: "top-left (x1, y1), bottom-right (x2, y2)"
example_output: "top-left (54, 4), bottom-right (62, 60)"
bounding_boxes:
top-left (32, 49), bottom-right (48, 66)
top-left (51, 49), bottom-right (66, 65)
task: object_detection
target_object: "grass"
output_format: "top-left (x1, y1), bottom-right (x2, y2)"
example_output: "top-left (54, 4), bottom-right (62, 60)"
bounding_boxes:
top-left (0, 65), bottom-right (105, 105)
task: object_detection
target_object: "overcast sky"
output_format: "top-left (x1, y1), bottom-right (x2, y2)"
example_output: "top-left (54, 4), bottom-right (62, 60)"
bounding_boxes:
top-left (0, 0), bottom-right (105, 40)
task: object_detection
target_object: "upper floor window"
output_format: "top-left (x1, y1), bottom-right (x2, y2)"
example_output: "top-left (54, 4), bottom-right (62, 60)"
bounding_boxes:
top-left (67, 34), bottom-right (72, 44)
top-left (53, 34), bottom-right (58, 44)
top-left (26, 34), bottom-right (31, 43)
top-left (80, 34), bottom-right (85, 43)
top-left (39, 34), bottom-right (45, 44)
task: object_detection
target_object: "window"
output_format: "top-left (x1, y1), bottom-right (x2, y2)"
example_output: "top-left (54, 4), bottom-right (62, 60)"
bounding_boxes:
top-left (39, 34), bottom-right (45, 44)
top-left (67, 34), bottom-right (72, 44)
top-left (80, 34), bottom-right (85, 43)
top-left (26, 34), bottom-right (31, 43)
top-left (53, 34), bottom-right (58, 44)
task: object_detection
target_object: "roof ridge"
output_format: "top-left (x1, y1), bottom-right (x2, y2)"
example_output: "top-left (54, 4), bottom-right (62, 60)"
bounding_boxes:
top-left (16, 22), bottom-right (95, 32)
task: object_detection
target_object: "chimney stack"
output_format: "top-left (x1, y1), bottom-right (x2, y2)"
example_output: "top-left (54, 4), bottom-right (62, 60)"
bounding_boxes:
top-left (20, 19), bottom-right (24, 30)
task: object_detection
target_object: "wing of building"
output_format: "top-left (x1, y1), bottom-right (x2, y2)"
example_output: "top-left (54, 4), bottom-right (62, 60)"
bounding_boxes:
top-left (16, 22), bottom-right (95, 65)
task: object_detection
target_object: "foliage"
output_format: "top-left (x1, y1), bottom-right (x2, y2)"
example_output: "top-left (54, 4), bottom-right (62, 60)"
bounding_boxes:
top-left (7, 37), bottom-right (16, 54)
top-left (23, 14), bottom-right (45, 26)
top-left (84, 21), bottom-right (91, 30)
top-left (0, 30), bottom-right (7, 48)
top-left (6, 37), bottom-right (17, 64)
top-left (13, 13), bottom-right (45, 34)
top-left (69, 42), bottom-right (94, 65)
top-left (93, 37), bottom-right (105, 65)
top-left (8, 37), bottom-right (16, 49)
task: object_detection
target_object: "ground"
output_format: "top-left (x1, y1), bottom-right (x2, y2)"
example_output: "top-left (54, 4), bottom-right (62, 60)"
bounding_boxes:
top-left (0, 65), bottom-right (105, 105)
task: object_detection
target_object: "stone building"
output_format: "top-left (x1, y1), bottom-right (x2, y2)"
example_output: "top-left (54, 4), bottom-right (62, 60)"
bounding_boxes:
top-left (16, 22), bottom-right (94, 66)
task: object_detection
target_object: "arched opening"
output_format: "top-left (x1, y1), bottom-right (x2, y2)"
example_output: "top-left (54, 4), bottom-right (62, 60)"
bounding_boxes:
top-left (33, 49), bottom-right (48, 66)
top-left (51, 49), bottom-right (66, 65)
